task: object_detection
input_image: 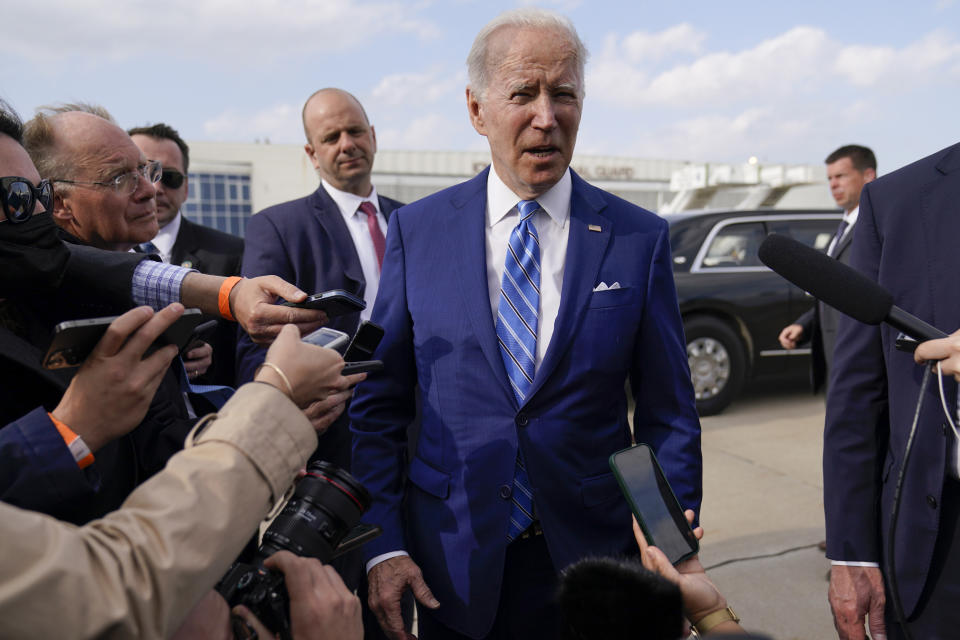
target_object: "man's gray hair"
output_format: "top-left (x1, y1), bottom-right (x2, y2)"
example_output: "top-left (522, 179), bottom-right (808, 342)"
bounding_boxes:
top-left (466, 8), bottom-right (588, 100)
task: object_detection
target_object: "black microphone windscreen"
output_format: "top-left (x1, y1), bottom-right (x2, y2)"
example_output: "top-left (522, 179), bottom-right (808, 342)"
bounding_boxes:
top-left (758, 233), bottom-right (892, 325)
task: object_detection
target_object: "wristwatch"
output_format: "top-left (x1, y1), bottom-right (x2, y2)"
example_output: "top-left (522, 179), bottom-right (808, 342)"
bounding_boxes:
top-left (690, 606), bottom-right (740, 637)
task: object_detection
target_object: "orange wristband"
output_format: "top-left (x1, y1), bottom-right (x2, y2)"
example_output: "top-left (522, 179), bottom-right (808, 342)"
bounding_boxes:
top-left (47, 413), bottom-right (95, 469)
top-left (219, 276), bottom-right (243, 322)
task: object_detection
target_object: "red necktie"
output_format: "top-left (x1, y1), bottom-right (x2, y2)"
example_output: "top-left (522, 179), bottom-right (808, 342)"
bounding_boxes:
top-left (358, 201), bottom-right (385, 270)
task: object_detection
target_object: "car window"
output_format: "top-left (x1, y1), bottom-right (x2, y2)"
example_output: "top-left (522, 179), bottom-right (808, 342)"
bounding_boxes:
top-left (701, 222), bottom-right (766, 268)
top-left (766, 219), bottom-right (839, 252)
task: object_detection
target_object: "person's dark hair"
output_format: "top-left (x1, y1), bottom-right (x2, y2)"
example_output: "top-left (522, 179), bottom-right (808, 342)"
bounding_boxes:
top-left (558, 556), bottom-right (684, 640)
top-left (0, 99), bottom-right (24, 144)
top-left (127, 122), bottom-right (190, 173)
top-left (825, 145), bottom-right (876, 173)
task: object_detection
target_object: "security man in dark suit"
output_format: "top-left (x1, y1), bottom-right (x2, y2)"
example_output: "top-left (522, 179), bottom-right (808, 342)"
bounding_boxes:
top-left (130, 123), bottom-right (244, 386)
top-left (236, 88), bottom-right (408, 638)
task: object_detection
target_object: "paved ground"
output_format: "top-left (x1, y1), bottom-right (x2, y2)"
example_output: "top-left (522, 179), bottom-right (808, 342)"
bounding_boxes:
top-left (698, 381), bottom-right (835, 640)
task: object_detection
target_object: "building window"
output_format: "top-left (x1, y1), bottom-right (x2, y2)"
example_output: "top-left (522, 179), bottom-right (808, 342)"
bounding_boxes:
top-left (183, 172), bottom-right (252, 237)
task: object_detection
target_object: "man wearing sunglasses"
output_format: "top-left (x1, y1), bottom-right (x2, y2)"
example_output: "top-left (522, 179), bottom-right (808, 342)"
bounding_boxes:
top-left (130, 123), bottom-right (244, 386)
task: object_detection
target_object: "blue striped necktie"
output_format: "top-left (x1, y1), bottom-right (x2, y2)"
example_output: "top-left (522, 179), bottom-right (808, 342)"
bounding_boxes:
top-left (496, 199), bottom-right (541, 540)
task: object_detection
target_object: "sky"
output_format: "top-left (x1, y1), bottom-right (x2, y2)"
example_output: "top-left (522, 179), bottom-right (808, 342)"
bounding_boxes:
top-left (4, 0), bottom-right (958, 174)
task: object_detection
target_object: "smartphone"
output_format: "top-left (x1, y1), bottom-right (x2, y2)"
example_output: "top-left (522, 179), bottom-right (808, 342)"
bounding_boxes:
top-left (302, 327), bottom-right (351, 352)
top-left (332, 523), bottom-right (383, 558)
top-left (343, 321), bottom-right (384, 362)
top-left (341, 360), bottom-right (384, 376)
top-left (181, 319), bottom-right (219, 354)
top-left (609, 443), bottom-right (699, 565)
top-left (43, 309), bottom-right (204, 369)
top-left (281, 289), bottom-right (365, 317)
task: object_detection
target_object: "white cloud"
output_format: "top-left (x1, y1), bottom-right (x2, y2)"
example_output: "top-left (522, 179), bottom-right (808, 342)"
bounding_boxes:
top-left (370, 68), bottom-right (467, 106)
top-left (835, 29), bottom-right (960, 87)
top-left (376, 112), bottom-right (469, 149)
top-left (621, 23), bottom-right (707, 64)
top-left (202, 103), bottom-right (303, 143)
top-left (517, 0), bottom-right (583, 11)
top-left (3, 0), bottom-right (439, 66)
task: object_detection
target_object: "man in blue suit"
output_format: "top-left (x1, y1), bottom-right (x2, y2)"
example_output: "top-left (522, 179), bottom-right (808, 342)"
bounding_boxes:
top-left (824, 141), bottom-right (960, 640)
top-left (350, 9), bottom-right (702, 639)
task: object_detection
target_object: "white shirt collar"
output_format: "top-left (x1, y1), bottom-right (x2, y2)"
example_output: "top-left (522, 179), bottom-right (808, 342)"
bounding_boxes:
top-left (486, 166), bottom-right (571, 230)
top-left (321, 178), bottom-right (380, 218)
top-left (151, 211), bottom-right (181, 261)
top-left (843, 205), bottom-right (859, 227)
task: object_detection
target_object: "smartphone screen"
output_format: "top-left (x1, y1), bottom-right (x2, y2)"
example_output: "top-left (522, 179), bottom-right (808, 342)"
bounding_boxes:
top-left (609, 444), bottom-right (699, 565)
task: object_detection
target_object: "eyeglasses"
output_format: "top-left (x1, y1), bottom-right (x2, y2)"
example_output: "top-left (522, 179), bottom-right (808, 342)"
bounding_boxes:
top-left (159, 168), bottom-right (185, 189)
top-left (0, 176), bottom-right (54, 224)
top-left (53, 160), bottom-right (162, 196)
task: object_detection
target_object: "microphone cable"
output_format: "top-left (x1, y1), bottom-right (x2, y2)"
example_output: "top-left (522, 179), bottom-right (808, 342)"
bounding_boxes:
top-left (886, 363), bottom-right (938, 640)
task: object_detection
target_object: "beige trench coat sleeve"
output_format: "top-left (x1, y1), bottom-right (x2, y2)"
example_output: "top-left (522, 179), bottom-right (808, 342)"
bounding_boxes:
top-left (0, 382), bottom-right (316, 640)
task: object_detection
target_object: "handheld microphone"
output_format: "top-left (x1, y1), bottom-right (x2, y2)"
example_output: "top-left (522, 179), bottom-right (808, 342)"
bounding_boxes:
top-left (757, 233), bottom-right (947, 342)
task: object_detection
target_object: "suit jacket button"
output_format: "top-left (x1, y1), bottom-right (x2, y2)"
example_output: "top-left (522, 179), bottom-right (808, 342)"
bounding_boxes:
top-left (499, 485), bottom-right (512, 499)
top-left (516, 413), bottom-right (529, 427)
top-left (927, 495), bottom-right (938, 509)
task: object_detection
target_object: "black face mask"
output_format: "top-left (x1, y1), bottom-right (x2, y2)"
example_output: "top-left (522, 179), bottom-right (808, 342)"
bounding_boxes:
top-left (0, 211), bottom-right (71, 298)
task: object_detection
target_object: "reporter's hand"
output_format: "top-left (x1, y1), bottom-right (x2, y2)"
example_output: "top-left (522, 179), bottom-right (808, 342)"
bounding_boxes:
top-left (52, 304), bottom-right (183, 452)
top-left (368, 556), bottom-right (439, 640)
top-left (915, 328), bottom-right (960, 381)
top-left (303, 390), bottom-right (352, 434)
top-left (778, 324), bottom-right (805, 350)
top-left (183, 340), bottom-right (213, 379)
top-left (633, 511), bottom-right (735, 629)
top-left (230, 276), bottom-right (328, 344)
top-left (232, 551), bottom-right (362, 640)
top-left (255, 325), bottom-right (366, 411)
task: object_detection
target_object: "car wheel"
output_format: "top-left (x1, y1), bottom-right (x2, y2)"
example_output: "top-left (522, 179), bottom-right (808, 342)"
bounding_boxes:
top-left (684, 317), bottom-right (747, 416)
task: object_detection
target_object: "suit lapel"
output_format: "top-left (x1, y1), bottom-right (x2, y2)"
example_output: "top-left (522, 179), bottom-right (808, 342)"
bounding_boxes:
top-left (448, 169), bottom-right (516, 402)
top-left (526, 173), bottom-right (610, 402)
top-left (924, 145), bottom-right (960, 338)
top-left (311, 187), bottom-right (365, 294)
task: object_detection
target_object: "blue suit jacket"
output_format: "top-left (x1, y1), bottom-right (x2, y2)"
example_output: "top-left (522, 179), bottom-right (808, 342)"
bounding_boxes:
top-left (824, 141), bottom-right (960, 617)
top-left (237, 186), bottom-right (402, 468)
top-left (349, 169), bottom-right (702, 637)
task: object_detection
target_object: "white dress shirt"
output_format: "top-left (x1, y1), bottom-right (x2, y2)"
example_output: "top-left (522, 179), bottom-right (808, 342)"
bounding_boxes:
top-left (485, 166), bottom-right (572, 366)
top-left (826, 206), bottom-right (859, 258)
top-left (321, 178), bottom-right (388, 323)
top-left (149, 212), bottom-right (182, 264)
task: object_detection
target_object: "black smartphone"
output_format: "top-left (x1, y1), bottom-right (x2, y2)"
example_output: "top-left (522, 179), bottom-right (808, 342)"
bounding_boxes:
top-left (43, 309), bottom-right (204, 369)
top-left (343, 321), bottom-right (384, 362)
top-left (609, 443), bottom-right (699, 565)
top-left (302, 327), bottom-right (351, 352)
top-left (281, 289), bottom-right (365, 317)
top-left (181, 319), bottom-right (219, 354)
top-left (341, 360), bottom-right (384, 376)
top-left (332, 523), bottom-right (383, 558)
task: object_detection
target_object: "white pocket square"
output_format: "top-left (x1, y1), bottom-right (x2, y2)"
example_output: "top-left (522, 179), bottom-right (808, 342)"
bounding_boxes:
top-left (593, 281), bottom-right (621, 292)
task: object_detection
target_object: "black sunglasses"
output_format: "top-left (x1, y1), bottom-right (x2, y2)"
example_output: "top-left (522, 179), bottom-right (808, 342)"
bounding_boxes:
top-left (159, 168), bottom-right (185, 189)
top-left (0, 176), bottom-right (53, 224)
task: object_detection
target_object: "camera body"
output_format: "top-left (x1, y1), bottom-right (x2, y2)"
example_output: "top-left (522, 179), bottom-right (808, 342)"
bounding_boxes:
top-left (216, 461), bottom-right (371, 639)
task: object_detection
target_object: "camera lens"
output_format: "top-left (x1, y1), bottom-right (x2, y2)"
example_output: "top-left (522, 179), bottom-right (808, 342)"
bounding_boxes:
top-left (258, 461), bottom-right (371, 563)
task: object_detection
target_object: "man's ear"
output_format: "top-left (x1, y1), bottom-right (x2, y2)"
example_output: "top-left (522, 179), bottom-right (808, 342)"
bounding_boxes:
top-left (864, 168), bottom-right (877, 183)
top-left (304, 143), bottom-right (320, 170)
top-left (52, 191), bottom-right (73, 224)
top-left (370, 124), bottom-right (377, 155)
top-left (466, 87), bottom-right (486, 136)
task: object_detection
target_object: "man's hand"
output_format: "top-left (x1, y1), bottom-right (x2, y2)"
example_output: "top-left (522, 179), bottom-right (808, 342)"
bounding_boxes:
top-left (170, 590), bottom-right (232, 640)
top-left (779, 323), bottom-right (805, 350)
top-left (828, 565), bottom-right (887, 640)
top-left (182, 340), bottom-right (213, 379)
top-left (303, 389), bottom-right (352, 434)
top-left (52, 304), bottom-right (183, 452)
top-left (232, 551), bottom-right (362, 640)
top-left (915, 328), bottom-right (960, 381)
top-left (368, 556), bottom-right (440, 640)
top-left (230, 276), bottom-right (328, 344)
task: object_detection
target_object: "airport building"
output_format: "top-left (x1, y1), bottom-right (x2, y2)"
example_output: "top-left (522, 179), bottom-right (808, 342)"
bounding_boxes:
top-left (184, 141), bottom-right (836, 237)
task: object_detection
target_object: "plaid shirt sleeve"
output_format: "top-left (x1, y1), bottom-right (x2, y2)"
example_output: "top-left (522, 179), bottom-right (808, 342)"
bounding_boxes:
top-left (131, 260), bottom-right (195, 309)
